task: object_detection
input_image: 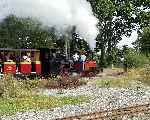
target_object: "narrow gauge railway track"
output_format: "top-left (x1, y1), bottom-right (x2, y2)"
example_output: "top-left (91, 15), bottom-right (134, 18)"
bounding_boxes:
top-left (61, 103), bottom-right (150, 120)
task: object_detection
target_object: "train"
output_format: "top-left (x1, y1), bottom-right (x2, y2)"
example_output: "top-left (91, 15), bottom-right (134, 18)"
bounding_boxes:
top-left (0, 48), bottom-right (97, 78)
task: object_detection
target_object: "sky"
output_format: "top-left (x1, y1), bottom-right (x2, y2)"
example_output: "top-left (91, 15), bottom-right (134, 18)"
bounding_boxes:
top-left (117, 31), bottom-right (138, 48)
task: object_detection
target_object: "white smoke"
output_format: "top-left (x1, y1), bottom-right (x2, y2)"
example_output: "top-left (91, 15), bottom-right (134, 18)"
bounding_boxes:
top-left (0, 0), bottom-right (99, 48)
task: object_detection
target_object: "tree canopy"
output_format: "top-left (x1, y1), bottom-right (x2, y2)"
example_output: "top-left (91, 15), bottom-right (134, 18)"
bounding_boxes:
top-left (88, 0), bottom-right (150, 66)
top-left (0, 0), bottom-right (149, 67)
top-left (0, 15), bottom-right (58, 49)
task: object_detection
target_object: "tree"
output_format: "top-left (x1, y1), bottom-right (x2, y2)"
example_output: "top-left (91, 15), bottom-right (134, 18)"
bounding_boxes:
top-left (88, 0), bottom-right (134, 67)
top-left (88, 0), bottom-right (150, 67)
top-left (134, 27), bottom-right (150, 56)
top-left (122, 46), bottom-right (149, 68)
top-left (0, 15), bottom-right (58, 49)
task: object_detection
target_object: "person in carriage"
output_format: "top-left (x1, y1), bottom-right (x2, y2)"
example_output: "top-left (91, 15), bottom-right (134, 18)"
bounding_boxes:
top-left (22, 52), bottom-right (31, 62)
top-left (79, 51), bottom-right (87, 72)
top-left (73, 52), bottom-right (80, 63)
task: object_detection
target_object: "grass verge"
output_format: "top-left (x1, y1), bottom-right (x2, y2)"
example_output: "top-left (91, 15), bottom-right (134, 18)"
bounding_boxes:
top-left (95, 69), bottom-right (141, 88)
top-left (0, 95), bottom-right (88, 116)
top-left (95, 77), bottom-right (132, 88)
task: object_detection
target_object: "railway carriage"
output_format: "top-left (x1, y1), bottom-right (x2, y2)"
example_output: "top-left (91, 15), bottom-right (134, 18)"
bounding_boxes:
top-left (0, 48), bottom-right (97, 78)
top-left (0, 48), bottom-right (41, 75)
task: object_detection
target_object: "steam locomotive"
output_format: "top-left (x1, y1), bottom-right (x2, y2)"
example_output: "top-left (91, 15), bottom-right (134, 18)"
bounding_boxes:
top-left (0, 48), bottom-right (97, 78)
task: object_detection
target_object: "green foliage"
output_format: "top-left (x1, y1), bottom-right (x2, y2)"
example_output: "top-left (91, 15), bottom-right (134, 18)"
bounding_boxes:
top-left (92, 53), bottom-right (107, 68)
top-left (0, 75), bottom-right (32, 98)
top-left (22, 80), bottom-right (40, 90)
top-left (137, 11), bottom-right (150, 28)
top-left (135, 27), bottom-right (150, 56)
top-left (95, 68), bottom-right (145, 88)
top-left (0, 1), bottom-right (149, 68)
top-left (89, 0), bottom-right (116, 20)
top-left (88, 0), bottom-right (150, 67)
top-left (0, 95), bottom-right (88, 116)
top-left (0, 75), bottom-right (88, 116)
top-left (139, 65), bottom-right (150, 85)
top-left (124, 49), bottom-right (149, 68)
top-left (0, 15), bottom-right (58, 49)
top-left (89, 0), bottom-right (136, 67)
top-left (95, 74), bottom-right (138, 88)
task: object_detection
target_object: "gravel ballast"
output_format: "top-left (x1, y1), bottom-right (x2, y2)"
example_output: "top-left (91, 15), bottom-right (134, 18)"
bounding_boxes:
top-left (1, 81), bottom-right (150, 120)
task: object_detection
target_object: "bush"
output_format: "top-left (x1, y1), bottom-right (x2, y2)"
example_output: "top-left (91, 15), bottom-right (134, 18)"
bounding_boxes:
top-left (124, 50), bottom-right (149, 68)
top-left (59, 76), bottom-right (80, 88)
top-left (139, 65), bottom-right (150, 85)
top-left (0, 74), bottom-right (32, 98)
top-left (0, 74), bottom-right (86, 98)
top-left (22, 80), bottom-right (40, 90)
top-left (39, 76), bottom-right (86, 89)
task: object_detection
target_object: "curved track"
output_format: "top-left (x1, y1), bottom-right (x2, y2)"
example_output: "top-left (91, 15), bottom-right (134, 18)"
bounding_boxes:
top-left (61, 104), bottom-right (150, 120)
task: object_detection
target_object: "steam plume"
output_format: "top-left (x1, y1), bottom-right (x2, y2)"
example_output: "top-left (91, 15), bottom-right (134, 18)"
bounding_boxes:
top-left (0, 0), bottom-right (99, 48)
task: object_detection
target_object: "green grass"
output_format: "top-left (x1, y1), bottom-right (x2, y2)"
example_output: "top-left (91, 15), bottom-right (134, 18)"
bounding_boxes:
top-left (95, 69), bottom-right (141, 88)
top-left (0, 75), bottom-right (89, 116)
top-left (138, 65), bottom-right (150, 86)
top-left (0, 95), bottom-right (88, 116)
top-left (95, 77), bottom-right (132, 88)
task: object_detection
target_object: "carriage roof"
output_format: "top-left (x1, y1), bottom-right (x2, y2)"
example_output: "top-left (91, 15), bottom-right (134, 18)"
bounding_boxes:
top-left (0, 48), bottom-right (40, 52)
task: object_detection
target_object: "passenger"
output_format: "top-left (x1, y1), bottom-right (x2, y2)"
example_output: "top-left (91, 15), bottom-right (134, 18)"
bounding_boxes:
top-left (10, 53), bottom-right (15, 61)
top-left (6, 53), bottom-right (13, 62)
top-left (80, 53), bottom-right (86, 62)
top-left (26, 52), bottom-right (31, 62)
top-left (73, 53), bottom-right (79, 62)
top-left (22, 53), bottom-right (31, 62)
top-left (80, 52), bottom-right (87, 71)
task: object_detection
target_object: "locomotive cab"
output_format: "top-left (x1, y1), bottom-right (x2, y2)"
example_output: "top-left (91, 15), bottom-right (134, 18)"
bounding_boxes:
top-left (39, 48), bottom-right (62, 76)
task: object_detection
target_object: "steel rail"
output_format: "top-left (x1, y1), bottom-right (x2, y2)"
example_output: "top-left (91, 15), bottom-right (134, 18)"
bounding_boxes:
top-left (60, 103), bottom-right (150, 120)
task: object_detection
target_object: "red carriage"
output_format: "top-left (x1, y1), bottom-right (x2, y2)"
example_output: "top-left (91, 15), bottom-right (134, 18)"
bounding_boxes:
top-left (0, 48), bottom-right (41, 76)
top-left (72, 60), bottom-right (97, 77)
top-left (0, 48), bottom-right (98, 78)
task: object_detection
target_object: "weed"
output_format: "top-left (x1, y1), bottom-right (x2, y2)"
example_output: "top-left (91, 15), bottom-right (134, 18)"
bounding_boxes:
top-left (0, 95), bottom-right (88, 116)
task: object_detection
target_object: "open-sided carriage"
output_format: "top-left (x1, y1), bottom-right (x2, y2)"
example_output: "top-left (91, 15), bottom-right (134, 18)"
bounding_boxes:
top-left (0, 48), bottom-right (41, 78)
top-left (0, 48), bottom-right (69, 78)
top-left (0, 48), bottom-right (98, 79)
